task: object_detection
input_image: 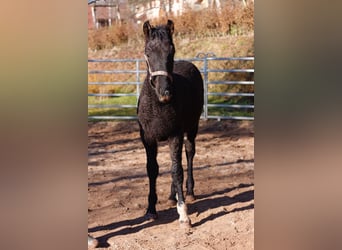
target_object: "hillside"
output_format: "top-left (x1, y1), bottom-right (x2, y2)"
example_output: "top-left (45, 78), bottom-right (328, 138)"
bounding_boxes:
top-left (88, 35), bottom-right (254, 60)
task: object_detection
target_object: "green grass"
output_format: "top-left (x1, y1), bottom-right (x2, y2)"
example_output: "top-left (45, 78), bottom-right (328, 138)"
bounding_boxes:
top-left (88, 108), bottom-right (137, 117)
top-left (207, 107), bottom-right (254, 118)
top-left (207, 96), bottom-right (254, 118)
top-left (88, 95), bottom-right (253, 119)
top-left (88, 95), bottom-right (137, 105)
top-left (88, 96), bottom-right (137, 118)
top-left (208, 96), bottom-right (253, 105)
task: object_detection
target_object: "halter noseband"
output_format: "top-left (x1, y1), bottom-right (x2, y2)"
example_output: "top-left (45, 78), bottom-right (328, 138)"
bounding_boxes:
top-left (144, 54), bottom-right (173, 86)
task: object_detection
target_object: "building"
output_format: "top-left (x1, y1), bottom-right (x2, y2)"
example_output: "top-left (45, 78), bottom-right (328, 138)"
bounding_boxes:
top-left (88, 0), bottom-right (128, 29)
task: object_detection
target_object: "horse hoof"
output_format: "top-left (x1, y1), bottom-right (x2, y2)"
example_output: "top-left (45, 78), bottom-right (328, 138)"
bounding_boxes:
top-left (167, 199), bottom-right (177, 206)
top-left (88, 235), bottom-right (98, 248)
top-left (179, 219), bottom-right (192, 229)
top-left (186, 195), bottom-right (196, 202)
top-left (145, 212), bottom-right (158, 221)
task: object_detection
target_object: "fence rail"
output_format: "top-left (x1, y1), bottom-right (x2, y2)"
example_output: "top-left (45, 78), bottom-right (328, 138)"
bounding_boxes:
top-left (88, 53), bottom-right (254, 120)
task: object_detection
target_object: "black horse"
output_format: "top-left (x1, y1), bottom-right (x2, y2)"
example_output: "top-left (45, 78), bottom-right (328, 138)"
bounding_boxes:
top-left (137, 20), bottom-right (204, 227)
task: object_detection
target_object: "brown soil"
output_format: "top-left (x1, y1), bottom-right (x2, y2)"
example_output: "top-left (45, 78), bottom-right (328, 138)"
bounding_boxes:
top-left (88, 120), bottom-right (254, 249)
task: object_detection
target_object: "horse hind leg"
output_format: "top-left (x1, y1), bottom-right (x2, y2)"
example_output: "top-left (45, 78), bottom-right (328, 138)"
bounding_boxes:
top-left (184, 130), bottom-right (197, 202)
top-left (167, 182), bottom-right (177, 206)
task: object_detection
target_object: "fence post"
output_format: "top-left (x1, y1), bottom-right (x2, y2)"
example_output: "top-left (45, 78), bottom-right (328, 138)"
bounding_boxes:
top-left (203, 56), bottom-right (208, 120)
top-left (136, 59), bottom-right (140, 105)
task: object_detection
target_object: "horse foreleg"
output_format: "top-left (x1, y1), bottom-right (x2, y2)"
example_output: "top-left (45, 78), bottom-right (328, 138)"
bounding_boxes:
top-left (144, 141), bottom-right (159, 220)
top-left (169, 135), bottom-right (191, 227)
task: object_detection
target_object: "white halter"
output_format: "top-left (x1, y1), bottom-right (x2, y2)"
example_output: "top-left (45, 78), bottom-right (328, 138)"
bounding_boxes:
top-left (144, 54), bottom-right (173, 84)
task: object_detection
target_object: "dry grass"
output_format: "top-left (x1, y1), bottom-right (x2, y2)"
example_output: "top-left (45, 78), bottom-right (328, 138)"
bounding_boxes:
top-left (88, 4), bottom-right (254, 50)
top-left (172, 4), bottom-right (254, 37)
top-left (88, 22), bottom-right (137, 50)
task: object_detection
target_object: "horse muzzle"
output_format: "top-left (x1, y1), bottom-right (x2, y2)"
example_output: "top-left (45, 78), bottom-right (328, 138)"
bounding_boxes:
top-left (159, 90), bottom-right (172, 103)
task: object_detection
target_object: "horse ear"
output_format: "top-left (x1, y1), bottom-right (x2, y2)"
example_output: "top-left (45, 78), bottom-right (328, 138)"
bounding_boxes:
top-left (143, 20), bottom-right (151, 40)
top-left (166, 20), bottom-right (174, 36)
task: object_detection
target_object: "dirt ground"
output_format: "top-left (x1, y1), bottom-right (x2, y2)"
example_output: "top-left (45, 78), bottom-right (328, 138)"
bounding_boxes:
top-left (88, 120), bottom-right (254, 249)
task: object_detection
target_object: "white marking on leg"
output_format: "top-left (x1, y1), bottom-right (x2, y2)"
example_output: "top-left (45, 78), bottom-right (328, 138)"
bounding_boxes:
top-left (177, 202), bottom-right (189, 223)
top-left (88, 235), bottom-right (98, 248)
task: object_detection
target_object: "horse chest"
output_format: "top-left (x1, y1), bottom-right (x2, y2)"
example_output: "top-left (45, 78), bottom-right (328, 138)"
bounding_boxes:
top-left (138, 99), bottom-right (181, 141)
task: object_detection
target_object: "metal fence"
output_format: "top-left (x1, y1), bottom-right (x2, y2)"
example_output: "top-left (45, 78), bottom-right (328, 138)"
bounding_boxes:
top-left (88, 53), bottom-right (254, 120)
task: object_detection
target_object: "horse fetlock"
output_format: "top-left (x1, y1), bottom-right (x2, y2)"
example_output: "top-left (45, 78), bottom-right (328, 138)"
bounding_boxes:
top-left (167, 199), bottom-right (177, 207)
top-left (145, 211), bottom-right (158, 221)
top-left (186, 194), bottom-right (196, 202)
top-left (179, 217), bottom-right (192, 228)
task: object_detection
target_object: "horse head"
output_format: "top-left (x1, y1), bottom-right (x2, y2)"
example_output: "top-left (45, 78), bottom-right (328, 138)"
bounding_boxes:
top-left (143, 20), bottom-right (175, 103)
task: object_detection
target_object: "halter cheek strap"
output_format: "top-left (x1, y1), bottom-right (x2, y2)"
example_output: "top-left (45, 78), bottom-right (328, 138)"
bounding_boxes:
top-left (144, 54), bottom-right (173, 83)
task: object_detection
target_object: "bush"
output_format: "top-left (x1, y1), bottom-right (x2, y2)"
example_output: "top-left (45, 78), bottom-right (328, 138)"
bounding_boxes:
top-left (88, 23), bottom-right (134, 50)
top-left (88, 4), bottom-right (254, 50)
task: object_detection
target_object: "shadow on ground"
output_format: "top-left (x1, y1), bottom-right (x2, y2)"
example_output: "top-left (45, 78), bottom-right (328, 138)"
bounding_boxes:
top-left (89, 183), bottom-right (254, 248)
